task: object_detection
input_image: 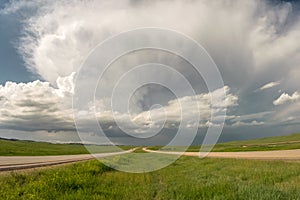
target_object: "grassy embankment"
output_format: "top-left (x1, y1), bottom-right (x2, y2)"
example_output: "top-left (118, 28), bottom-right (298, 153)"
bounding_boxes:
top-left (1, 156), bottom-right (300, 199)
top-left (150, 133), bottom-right (300, 152)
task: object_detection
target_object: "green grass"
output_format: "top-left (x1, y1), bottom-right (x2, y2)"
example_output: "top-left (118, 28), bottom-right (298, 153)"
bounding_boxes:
top-left (150, 132), bottom-right (300, 152)
top-left (1, 156), bottom-right (300, 199)
top-left (0, 138), bottom-right (131, 156)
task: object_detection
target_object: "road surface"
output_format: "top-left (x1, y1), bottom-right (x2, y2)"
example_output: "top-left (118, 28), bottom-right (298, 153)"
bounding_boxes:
top-left (143, 148), bottom-right (300, 160)
top-left (0, 149), bottom-right (135, 172)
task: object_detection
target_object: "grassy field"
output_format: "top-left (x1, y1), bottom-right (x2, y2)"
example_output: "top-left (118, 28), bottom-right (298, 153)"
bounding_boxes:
top-left (0, 156), bottom-right (300, 199)
top-left (150, 133), bottom-right (300, 152)
top-left (2, 132), bottom-right (300, 156)
top-left (0, 138), bottom-right (131, 156)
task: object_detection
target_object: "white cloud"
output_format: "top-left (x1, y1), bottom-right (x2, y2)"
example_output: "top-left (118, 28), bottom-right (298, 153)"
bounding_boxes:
top-left (0, 74), bottom-right (75, 132)
top-left (2, 0), bottom-right (300, 90)
top-left (0, 79), bottom-right (238, 137)
top-left (130, 86), bottom-right (238, 129)
top-left (256, 81), bottom-right (280, 92)
top-left (56, 72), bottom-right (76, 96)
top-left (230, 111), bottom-right (273, 122)
top-left (273, 92), bottom-right (300, 106)
top-left (77, 86), bottom-right (238, 138)
top-left (231, 120), bottom-right (264, 127)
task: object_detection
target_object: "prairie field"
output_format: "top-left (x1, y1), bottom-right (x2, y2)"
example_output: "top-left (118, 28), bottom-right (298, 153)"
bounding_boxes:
top-left (1, 156), bottom-right (300, 200)
top-left (0, 138), bottom-right (131, 156)
top-left (1, 134), bottom-right (300, 199)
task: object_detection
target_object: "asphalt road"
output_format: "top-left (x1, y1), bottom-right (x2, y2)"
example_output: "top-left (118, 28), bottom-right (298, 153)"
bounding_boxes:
top-left (143, 148), bottom-right (300, 160)
top-left (0, 149), bottom-right (135, 171)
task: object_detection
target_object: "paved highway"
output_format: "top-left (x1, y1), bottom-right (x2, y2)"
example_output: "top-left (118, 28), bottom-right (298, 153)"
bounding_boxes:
top-left (0, 149), bottom-right (135, 171)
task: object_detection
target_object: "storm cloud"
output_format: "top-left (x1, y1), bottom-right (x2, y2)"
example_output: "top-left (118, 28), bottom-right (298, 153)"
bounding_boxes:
top-left (1, 0), bottom-right (300, 143)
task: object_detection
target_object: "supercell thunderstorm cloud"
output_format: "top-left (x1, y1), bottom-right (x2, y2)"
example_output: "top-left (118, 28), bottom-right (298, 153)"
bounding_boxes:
top-left (0, 0), bottom-right (300, 144)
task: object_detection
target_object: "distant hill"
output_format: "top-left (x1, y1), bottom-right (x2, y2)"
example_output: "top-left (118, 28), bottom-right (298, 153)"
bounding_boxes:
top-left (210, 132), bottom-right (300, 152)
top-left (0, 137), bottom-right (125, 156)
top-left (151, 133), bottom-right (300, 152)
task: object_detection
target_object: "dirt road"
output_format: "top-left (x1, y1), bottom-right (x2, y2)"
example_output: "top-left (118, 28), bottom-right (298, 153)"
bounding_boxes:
top-left (143, 148), bottom-right (300, 160)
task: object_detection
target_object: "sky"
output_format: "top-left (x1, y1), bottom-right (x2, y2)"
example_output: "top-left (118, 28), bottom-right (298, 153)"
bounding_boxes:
top-left (0, 1), bottom-right (34, 84)
top-left (0, 0), bottom-right (300, 145)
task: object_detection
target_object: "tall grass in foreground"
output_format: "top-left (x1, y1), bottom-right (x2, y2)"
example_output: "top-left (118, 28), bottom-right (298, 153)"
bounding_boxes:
top-left (1, 156), bottom-right (300, 199)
